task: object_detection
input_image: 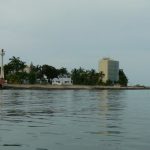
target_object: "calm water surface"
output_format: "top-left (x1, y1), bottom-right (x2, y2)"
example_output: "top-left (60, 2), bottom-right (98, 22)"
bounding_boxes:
top-left (0, 89), bottom-right (150, 150)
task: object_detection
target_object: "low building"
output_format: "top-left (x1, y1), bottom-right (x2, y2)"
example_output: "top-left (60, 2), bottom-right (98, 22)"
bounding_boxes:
top-left (18, 66), bottom-right (31, 73)
top-left (23, 66), bottom-right (31, 73)
top-left (99, 58), bottom-right (119, 83)
top-left (52, 75), bottom-right (73, 85)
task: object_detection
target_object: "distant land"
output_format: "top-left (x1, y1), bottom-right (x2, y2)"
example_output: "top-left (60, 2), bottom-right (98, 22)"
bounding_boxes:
top-left (4, 84), bottom-right (150, 90)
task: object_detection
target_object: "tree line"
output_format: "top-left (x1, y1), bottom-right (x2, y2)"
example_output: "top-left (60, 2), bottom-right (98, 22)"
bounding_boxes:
top-left (3, 56), bottom-right (128, 86)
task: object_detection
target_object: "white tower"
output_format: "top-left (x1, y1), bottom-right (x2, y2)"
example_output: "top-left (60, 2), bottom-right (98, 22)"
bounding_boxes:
top-left (0, 49), bottom-right (5, 79)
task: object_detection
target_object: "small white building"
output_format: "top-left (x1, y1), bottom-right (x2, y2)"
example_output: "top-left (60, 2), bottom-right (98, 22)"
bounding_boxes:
top-left (52, 75), bottom-right (73, 85)
top-left (23, 66), bottom-right (31, 73)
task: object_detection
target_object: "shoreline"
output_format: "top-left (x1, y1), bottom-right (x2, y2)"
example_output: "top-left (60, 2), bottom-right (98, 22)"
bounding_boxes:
top-left (3, 84), bottom-right (150, 90)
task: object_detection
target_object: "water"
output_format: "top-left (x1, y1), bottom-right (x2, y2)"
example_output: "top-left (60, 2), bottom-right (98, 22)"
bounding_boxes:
top-left (0, 89), bottom-right (150, 150)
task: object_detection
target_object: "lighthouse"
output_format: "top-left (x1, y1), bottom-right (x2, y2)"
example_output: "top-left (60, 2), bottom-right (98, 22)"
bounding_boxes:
top-left (0, 49), bottom-right (5, 79)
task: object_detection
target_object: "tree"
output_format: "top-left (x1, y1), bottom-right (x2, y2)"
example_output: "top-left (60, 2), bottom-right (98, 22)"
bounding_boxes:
top-left (7, 72), bottom-right (28, 84)
top-left (34, 65), bottom-right (43, 79)
top-left (71, 68), bottom-right (99, 85)
top-left (42, 65), bottom-right (58, 82)
top-left (57, 67), bottom-right (68, 76)
top-left (71, 68), bottom-right (79, 84)
top-left (118, 69), bottom-right (128, 86)
top-left (4, 64), bottom-right (12, 75)
top-left (71, 67), bottom-right (85, 85)
top-left (28, 72), bottom-right (36, 84)
top-left (4, 56), bottom-right (27, 83)
top-left (105, 79), bottom-right (113, 86)
top-left (98, 71), bottom-right (105, 85)
top-left (8, 56), bottom-right (26, 73)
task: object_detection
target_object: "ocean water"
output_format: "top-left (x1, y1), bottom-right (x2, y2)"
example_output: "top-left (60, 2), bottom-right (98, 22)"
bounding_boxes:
top-left (0, 89), bottom-right (150, 150)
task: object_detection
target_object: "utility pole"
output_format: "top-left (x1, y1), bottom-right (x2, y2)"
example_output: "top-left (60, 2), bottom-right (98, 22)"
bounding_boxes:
top-left (0, 49), bottom-right (5, 79)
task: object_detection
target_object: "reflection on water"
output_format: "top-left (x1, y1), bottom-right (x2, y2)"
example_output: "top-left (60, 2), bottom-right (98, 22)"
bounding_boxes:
top-left (98, 90), bottom-right (125, 138)
top-left (0, 89), bottom-right (150, 150)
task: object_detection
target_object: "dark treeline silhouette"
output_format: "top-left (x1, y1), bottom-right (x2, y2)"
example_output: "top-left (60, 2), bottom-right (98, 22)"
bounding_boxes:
top-left (3, 56), bottom-right (128, 86)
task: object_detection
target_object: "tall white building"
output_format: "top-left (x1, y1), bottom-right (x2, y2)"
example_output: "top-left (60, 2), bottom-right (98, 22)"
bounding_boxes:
top-left (99, 58), bottom-right (119, 83)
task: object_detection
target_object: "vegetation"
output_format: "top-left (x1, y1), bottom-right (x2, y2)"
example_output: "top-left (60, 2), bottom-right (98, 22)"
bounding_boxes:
top-left (118, 69), bottom-right (128, 86)
top-left (71, 68), bottom-right (99, 85)
top-left (3, 56), bottom-right (128, 86)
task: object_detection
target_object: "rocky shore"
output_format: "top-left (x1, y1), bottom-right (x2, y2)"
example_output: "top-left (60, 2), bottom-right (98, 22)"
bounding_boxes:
top-left (3, 84), bottom-right (150, 90)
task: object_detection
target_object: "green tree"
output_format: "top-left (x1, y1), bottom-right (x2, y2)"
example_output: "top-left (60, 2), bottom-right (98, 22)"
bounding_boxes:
top-left (118, 69), bottom-right (128, 86)
top-left (7, 72), bottom-right (28, 84)
top-left (28, 72), bottom-right (36, 84)
top-left (105, 79), bottom-right (113, 86)
top-left (4, 64), bottom-right (12, 76)
top-left (57, 67), bottom-right (68, 76)
top-left (71, 67), bottom-right (85, 85)
top-left (98, 71), bottom-right (105, 85)
top-left (4, 56), bottom-right (27, 83)
top-left (8, 56), bottom-right (26, 73)
top-left (42, 65), bottom-right (58, 82)
top-left (34, 65), bottom-right (43, 79)
top-left (71, 68), bottom-right (99, 85)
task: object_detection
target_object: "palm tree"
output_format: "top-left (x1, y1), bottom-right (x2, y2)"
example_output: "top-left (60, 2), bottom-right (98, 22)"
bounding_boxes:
top-left (98, 71), bottom-right (105, 84)
top-left (8, 56), bottom-right (26, 73)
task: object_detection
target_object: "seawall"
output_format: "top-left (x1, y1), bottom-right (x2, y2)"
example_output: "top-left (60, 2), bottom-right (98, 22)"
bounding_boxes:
top-left (3, 84), bottom-right (150, 90)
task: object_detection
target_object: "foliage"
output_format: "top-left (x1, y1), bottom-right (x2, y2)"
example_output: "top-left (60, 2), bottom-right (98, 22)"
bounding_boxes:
top-left (3, 56), bottom-right (128, 86)
top-left (97, 71), bottom-right (105, 85)
top-left (118, 69), bottom-right (128, 86)
top-left (105, 80), bottom-right (113, 86)
top-left (4, 57), bottom-right (70, 84)
top-left (42, 65), bottom-right (58, 81)
top-left (8, 56), bottom-right (26, 73)
top-left (4, 56), bottom-right (27, 84)
top-left (4, 64), bottom-right (12, 75)
top-left (28, 72), bottom-right (36, 84)
top-left (71, 67), bottom-right (99, 85)
top-left (7, 72), bottom-right (28, 84)
top-left (57, 67), bottom-right (68, 76)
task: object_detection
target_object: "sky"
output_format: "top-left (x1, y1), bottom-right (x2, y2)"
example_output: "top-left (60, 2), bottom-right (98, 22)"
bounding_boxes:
top-left (0, 0), bottom-right (150, 85)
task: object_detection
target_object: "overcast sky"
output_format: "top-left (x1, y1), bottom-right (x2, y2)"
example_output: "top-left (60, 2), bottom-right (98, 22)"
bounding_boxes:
top-left (0, 0), bottom-right (150, 85)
